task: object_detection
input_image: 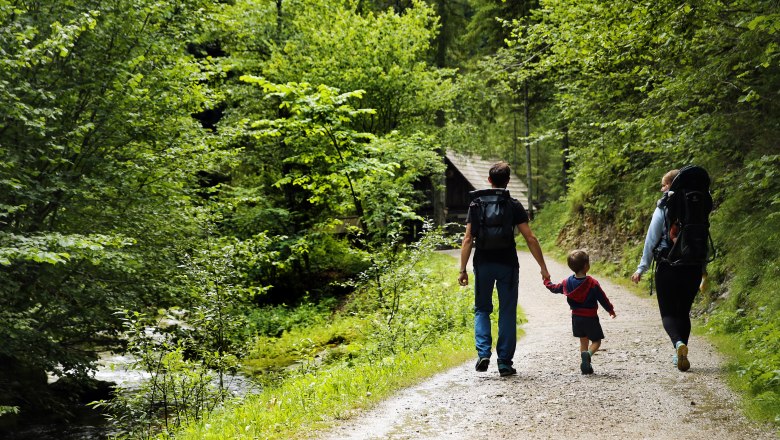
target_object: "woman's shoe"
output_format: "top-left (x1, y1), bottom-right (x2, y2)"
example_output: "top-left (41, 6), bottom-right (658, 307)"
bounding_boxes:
top-left (675, 342), bottom-right (690, 372)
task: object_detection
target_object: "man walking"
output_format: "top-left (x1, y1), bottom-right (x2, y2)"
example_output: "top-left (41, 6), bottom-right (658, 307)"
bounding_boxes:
top-left (458, 161), bottom-right (550, 376)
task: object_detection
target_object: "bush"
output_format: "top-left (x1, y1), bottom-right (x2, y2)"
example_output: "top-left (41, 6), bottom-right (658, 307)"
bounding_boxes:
top-left (246, 298), bottom-right (339, 338)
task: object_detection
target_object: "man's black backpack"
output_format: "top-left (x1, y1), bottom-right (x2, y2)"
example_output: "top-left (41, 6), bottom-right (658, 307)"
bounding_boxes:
top-left (468, 188), bottom-right (515, 250)
top-left (656, 165), bottom-right (716, 266)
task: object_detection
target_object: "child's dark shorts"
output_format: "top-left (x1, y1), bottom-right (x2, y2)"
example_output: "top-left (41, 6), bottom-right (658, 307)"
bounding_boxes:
top-left (571, 315), bottom-right (604, 341)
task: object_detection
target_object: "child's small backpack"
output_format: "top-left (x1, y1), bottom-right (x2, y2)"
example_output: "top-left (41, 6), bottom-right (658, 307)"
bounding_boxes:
top-left (468, 188), bottom-right (515, 250)
top-left (655, 165), bottom-right (716, 266)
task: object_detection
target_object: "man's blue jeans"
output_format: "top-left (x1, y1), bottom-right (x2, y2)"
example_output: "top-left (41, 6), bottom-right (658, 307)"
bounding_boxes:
top-left (473, 262), bottom-right (519, 365)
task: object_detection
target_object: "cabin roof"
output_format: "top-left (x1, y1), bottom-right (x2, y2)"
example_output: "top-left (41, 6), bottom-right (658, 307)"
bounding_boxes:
top-left (445, 151), bottom-right (529, 208)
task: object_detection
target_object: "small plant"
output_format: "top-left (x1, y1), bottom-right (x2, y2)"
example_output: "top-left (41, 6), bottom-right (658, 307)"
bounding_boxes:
top-left (354, 222), bottom-right (465, 359)
top-left (0, 405), bottom-right (19, 416)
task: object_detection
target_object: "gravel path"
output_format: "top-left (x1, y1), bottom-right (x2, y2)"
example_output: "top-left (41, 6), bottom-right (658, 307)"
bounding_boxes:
top-left (317, 251), bottom-right (777, 439)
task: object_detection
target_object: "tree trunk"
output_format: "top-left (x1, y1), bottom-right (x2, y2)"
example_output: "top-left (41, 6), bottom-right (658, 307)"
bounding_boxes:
top-left (275, 0), bottom-right (283, 41)
top-left (562, 126), bottom-right (570, 192)
top-left (524, 82), bottom-right (533, 218)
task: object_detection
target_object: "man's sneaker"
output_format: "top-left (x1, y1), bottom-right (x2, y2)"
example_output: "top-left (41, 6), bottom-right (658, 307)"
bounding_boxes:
top-left (676, 342), bottom-right (690, 372)
top-left (498, 364), bottom-right (517, 377)
top-left (475, 357), bottom-right (490, 372)
top-left (580, 351), bottom-right (594, 375)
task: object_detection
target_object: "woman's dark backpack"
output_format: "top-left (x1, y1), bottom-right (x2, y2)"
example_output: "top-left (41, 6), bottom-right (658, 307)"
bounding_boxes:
top-left (468, 188), bottom-right (515, 250)
top-left (656, 165), bottom-right (716, 266)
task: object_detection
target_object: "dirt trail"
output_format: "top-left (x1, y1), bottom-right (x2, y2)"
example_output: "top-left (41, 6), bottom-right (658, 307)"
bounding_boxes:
top-left (317, 251), bottom-right (777, 440)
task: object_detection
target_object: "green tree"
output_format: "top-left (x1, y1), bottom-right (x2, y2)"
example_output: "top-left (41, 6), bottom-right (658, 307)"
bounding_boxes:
top-left (508, 0), bottom-right (779, 216)
top-left (462, 0), bottom-right (535, 57)
top-left (437, 0), bottom-right (564, 203)
top-left (187, 0), bottom-right (452, 306)
top-left (0, 0), bottom-right (221, 414)
top-left (259, 0), bottom-right (454, 134)
top-left (240, 77), bottom-right (445, 240)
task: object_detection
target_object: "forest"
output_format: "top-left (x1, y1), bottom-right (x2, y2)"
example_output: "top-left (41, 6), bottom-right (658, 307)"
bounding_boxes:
top-left (1, 0), bottom-right (778, 438)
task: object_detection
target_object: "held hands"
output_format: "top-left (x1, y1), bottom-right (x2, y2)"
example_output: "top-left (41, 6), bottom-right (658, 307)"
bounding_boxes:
top-left (461, 268), bottom-right (551, 285)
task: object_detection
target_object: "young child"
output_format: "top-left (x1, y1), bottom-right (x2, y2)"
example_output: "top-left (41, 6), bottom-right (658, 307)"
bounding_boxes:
top-left (544, 249), bottom-right (616, 374)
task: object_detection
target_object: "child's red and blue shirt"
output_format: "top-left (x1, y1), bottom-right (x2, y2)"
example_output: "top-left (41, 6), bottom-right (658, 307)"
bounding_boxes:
top-left (544, 275), bottom-right (615, 318)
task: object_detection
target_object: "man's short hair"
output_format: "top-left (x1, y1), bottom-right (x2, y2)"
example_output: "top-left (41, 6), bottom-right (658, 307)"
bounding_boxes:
top-left (489, 161), bottom-right (511, 188)
top-left (567, 249), bottom-right (589, 273)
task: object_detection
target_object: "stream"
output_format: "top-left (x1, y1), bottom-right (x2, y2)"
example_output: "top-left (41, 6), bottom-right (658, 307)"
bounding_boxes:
top-left (4, 352), bottom-right (260, 440)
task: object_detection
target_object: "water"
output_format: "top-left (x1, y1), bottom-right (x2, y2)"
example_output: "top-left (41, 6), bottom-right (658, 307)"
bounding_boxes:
top-left (4, 352), bottom-right (260, 440)
top-left (4, 422), bottom-right (110, 440)
top-left (93, 352), bottom-right (151, 389)
top-left (94, 351), bottom-right (261, 396)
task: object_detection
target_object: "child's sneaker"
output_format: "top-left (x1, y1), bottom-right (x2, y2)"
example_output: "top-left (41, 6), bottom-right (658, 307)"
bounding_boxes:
top-left (580, 351), bottom-right (594, 375)
top-left (475, 357), bottom-right (490, 372)
top-left (675, 342), bottom-right (690, 372)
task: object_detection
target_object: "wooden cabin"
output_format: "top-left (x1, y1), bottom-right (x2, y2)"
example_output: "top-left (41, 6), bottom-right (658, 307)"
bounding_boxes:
top-left (441, 151), bottom-right (530, 225)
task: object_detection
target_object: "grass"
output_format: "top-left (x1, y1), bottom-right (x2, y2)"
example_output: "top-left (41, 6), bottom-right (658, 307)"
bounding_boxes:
top-left (177, 335), bottom-right (474, 439)
top-left (242, 314), bottom-right (370, 374)
top-left (526, 199), bottom-right (568, 259)
top-left (696, 331), bottom-right (776, 424)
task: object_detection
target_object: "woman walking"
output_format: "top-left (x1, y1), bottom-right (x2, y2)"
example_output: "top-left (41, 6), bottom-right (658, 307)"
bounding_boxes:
top-left (631, 169), bottom-right (709, 371)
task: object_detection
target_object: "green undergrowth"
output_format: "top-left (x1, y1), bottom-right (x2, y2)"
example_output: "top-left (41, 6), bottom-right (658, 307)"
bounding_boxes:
top-left (242, 314), bottom-right (369, 374)
top-left (174, 236), bottom-right (529, 440)
top-left (702, 308), bottom-right (780, 427)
